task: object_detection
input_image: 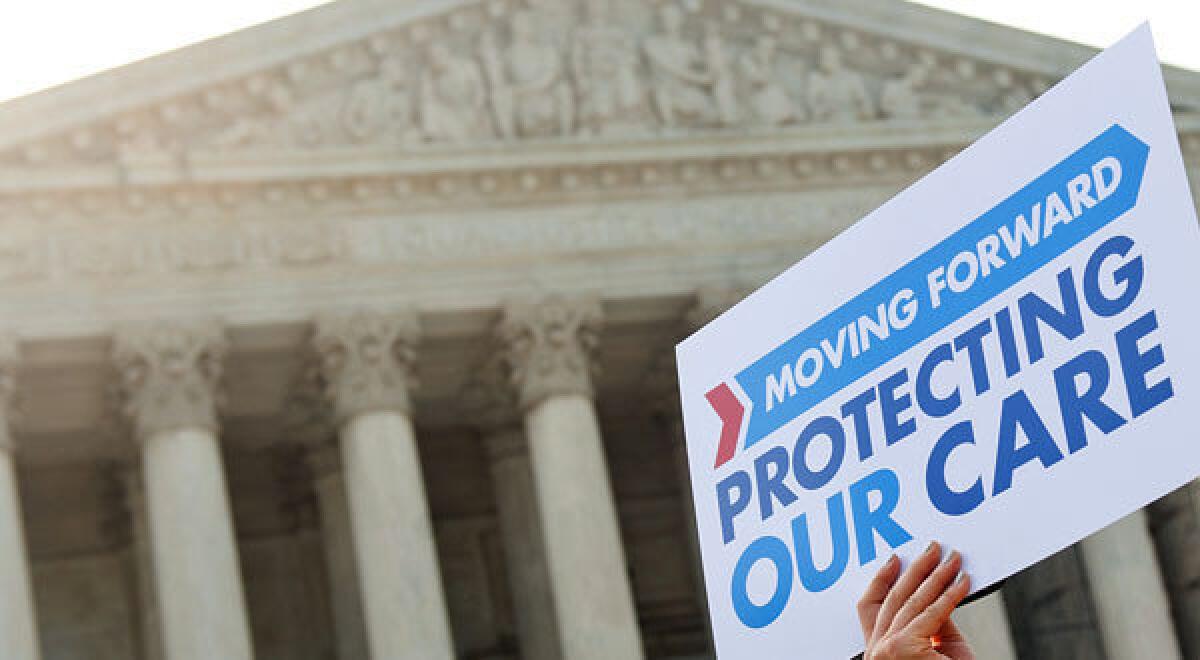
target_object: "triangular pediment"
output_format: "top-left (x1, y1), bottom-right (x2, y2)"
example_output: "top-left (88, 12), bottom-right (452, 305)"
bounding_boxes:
top-left (2, 0), bottom-right (1199, 175)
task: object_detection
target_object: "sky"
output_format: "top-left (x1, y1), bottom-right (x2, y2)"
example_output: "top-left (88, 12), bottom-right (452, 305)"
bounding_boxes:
top-left (0, 1), bottom-right (1196, 103)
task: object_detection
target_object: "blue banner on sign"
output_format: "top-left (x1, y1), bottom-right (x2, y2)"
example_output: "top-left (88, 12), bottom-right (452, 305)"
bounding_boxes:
top-left (734, 124), bottom-right (1150, 450)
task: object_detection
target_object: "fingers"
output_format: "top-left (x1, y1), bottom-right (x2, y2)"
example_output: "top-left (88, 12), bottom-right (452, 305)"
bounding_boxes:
top-left (871, 541), bottom-right (943, 640)
top-left (910, 571), bottom-right (972, 638)
top-left (935, 617), bottom-right (965, 645)
top-left (933, 619), bottom-right (975, 660)
top-left (856, 554), bottom-right (900, 640)
top-left (887, 550), bottom-right (963, 634)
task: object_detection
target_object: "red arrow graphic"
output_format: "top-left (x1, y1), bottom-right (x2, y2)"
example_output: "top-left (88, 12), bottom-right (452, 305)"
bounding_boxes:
top-left (706, 383), bottom-right (745, 470)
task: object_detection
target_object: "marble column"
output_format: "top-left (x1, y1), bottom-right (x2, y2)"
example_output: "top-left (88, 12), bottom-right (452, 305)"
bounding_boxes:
top-left (119, 467), bottom-right (163, 660)
top-left (312, 310), bottom-right (454, 660)
top-left (498, 298), bottom-right (644, 660)
top-left (1147, 482), bottom-right (1200, 658)
top-left (480, 423), bottom-right (561, 660)
top-left (114, 320), bottom-right (255, 660)
top-left (667, 288), bottom-right (746, 651)
top-left (656, 395), bottom-right (715, 654)
top-left (293, 497), bottom-right (338, 660)
top-left (951, 593), bottom-right (1017, 660)
top-left (306, 443), bottom-right (368, 660)
top-left (0, 338), bottom-right (41, 660)
top-left (1079, 510), bottom-right (1182, 659)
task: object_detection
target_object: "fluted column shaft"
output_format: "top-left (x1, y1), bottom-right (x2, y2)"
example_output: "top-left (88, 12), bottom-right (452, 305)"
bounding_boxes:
top-left (114, 320), bottom-right (254, 660)
top-left (657, 393), bottom-right (714, 652)
top-left (1080, 510), bottom-right (1182, 659)
top-left (1147, 481), bottom-right (1200, 657)
top-left (307, 445), bottom-right (368, 660)
top-left (145, 429), bottom-right (252, 659)
top-left (0, 341), bottom-right (39, 660)
top-left (499, 298), bottom-right (643, 660)
top-left (313, 310), bottom-right (453, 660)
top-left (483, 426), bottom-right (560, 660)
top-left (121, 469), bottom-right (163, 660)
top-left (0, 450), bottom-right (37, 660)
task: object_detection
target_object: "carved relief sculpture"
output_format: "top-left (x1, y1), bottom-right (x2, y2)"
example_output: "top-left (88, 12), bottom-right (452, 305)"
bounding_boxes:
top-left (212, 78), bottom-right (312, 149)
top-left (341, 55), bottom-right (421, 144)
top-left (807, 45), bottom-right (875, 122)
top-left (739, 35), bottom-right (798, 126)
top-left (482, 10), bottom-right (574, 139)
top-left (881, 63), bottom-right (980, 120)
top-left (571, 0), bottom-right (646, 136)
top-left (644, 4), bottom-right (715, 128)
top-left (420, 42), bottom-right (493, 143)
top-left (703, 22), bottom-right (739, 126)
top-left (75, 0), bottom-right (1035, 160)
top-left (879, 64), bottom-right (928, 120)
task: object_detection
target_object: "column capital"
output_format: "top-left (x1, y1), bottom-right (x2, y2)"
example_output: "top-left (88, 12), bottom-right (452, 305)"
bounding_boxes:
top-left (312, 309), bottom-right (420, 422)
top-left (113, 319), bottom-right (227, 441)
top-left (497, 297), bottom-right (603, 410)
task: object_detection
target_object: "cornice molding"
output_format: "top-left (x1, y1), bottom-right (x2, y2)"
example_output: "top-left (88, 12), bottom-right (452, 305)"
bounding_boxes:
top-left (0, 118), bottom-right (1194, 222)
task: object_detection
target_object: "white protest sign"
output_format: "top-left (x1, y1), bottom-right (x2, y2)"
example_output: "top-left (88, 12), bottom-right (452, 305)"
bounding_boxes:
top-left (675, 25), bottom-right (1200, 659)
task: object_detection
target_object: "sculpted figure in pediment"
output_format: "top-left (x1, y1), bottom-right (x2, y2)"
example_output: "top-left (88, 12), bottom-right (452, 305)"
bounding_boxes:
top-left (210, 78), bottom-right (297, 149)
top-left (483, 10), bottom-right (574, 138)
top-left (341, 55), bottom-right (421, 144)
top-left (740, 35), bottom-right (799, 126)
top-left (879, 64), bottom-right (927, 119)
top-left (419, 42), bottom-right (493, 143)
top-left (703, 22), bottom-right (739, 126)
top-left (644, 4), bottom-right (714, 128)
top-left (880, 63), bottom-right (981, 120)
top-left (571, 0), bottom-right (646, 136)
top-left (807, 45), bottom-right (875, 122)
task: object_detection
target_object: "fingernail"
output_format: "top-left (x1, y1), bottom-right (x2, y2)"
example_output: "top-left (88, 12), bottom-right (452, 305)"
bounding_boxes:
top-left (886, 554), bottom-right (899, 569)
top-left (925, 540), bottom-right (938, 554)
top-left (943, 550), bottom-right (961, 566)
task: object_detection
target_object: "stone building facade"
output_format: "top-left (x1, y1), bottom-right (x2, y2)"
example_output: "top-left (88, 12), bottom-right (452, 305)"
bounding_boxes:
top-left (0, 0), bottom-right (1196, 658)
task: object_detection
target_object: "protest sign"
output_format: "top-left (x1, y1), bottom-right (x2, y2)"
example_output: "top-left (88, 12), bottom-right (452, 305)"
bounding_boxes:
top-left (675, 25), bottom-right (1200, 659)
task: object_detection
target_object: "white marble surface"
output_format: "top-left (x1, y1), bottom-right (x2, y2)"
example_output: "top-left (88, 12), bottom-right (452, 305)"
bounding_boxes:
top-left (485, 427), bottom-right (561, 660)
top-left (525, 394), bottom-right (644, 660)
top-left (952, 592), bottom-right (1017, 660)
top-left (0, 449), bottom-right (40, 660)
top-left (311, 459), bottom-right (369, 660)
top-left (1081, 510), bottom-right (1182, 660)
top-left (340, 410), bottom-right (454, 660)
top-left (142, 427), bottom-right (254, 660)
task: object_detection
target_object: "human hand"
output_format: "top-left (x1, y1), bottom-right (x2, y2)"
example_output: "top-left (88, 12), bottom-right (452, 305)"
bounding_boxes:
top-left (856, 542), bottom-right (974, 660)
